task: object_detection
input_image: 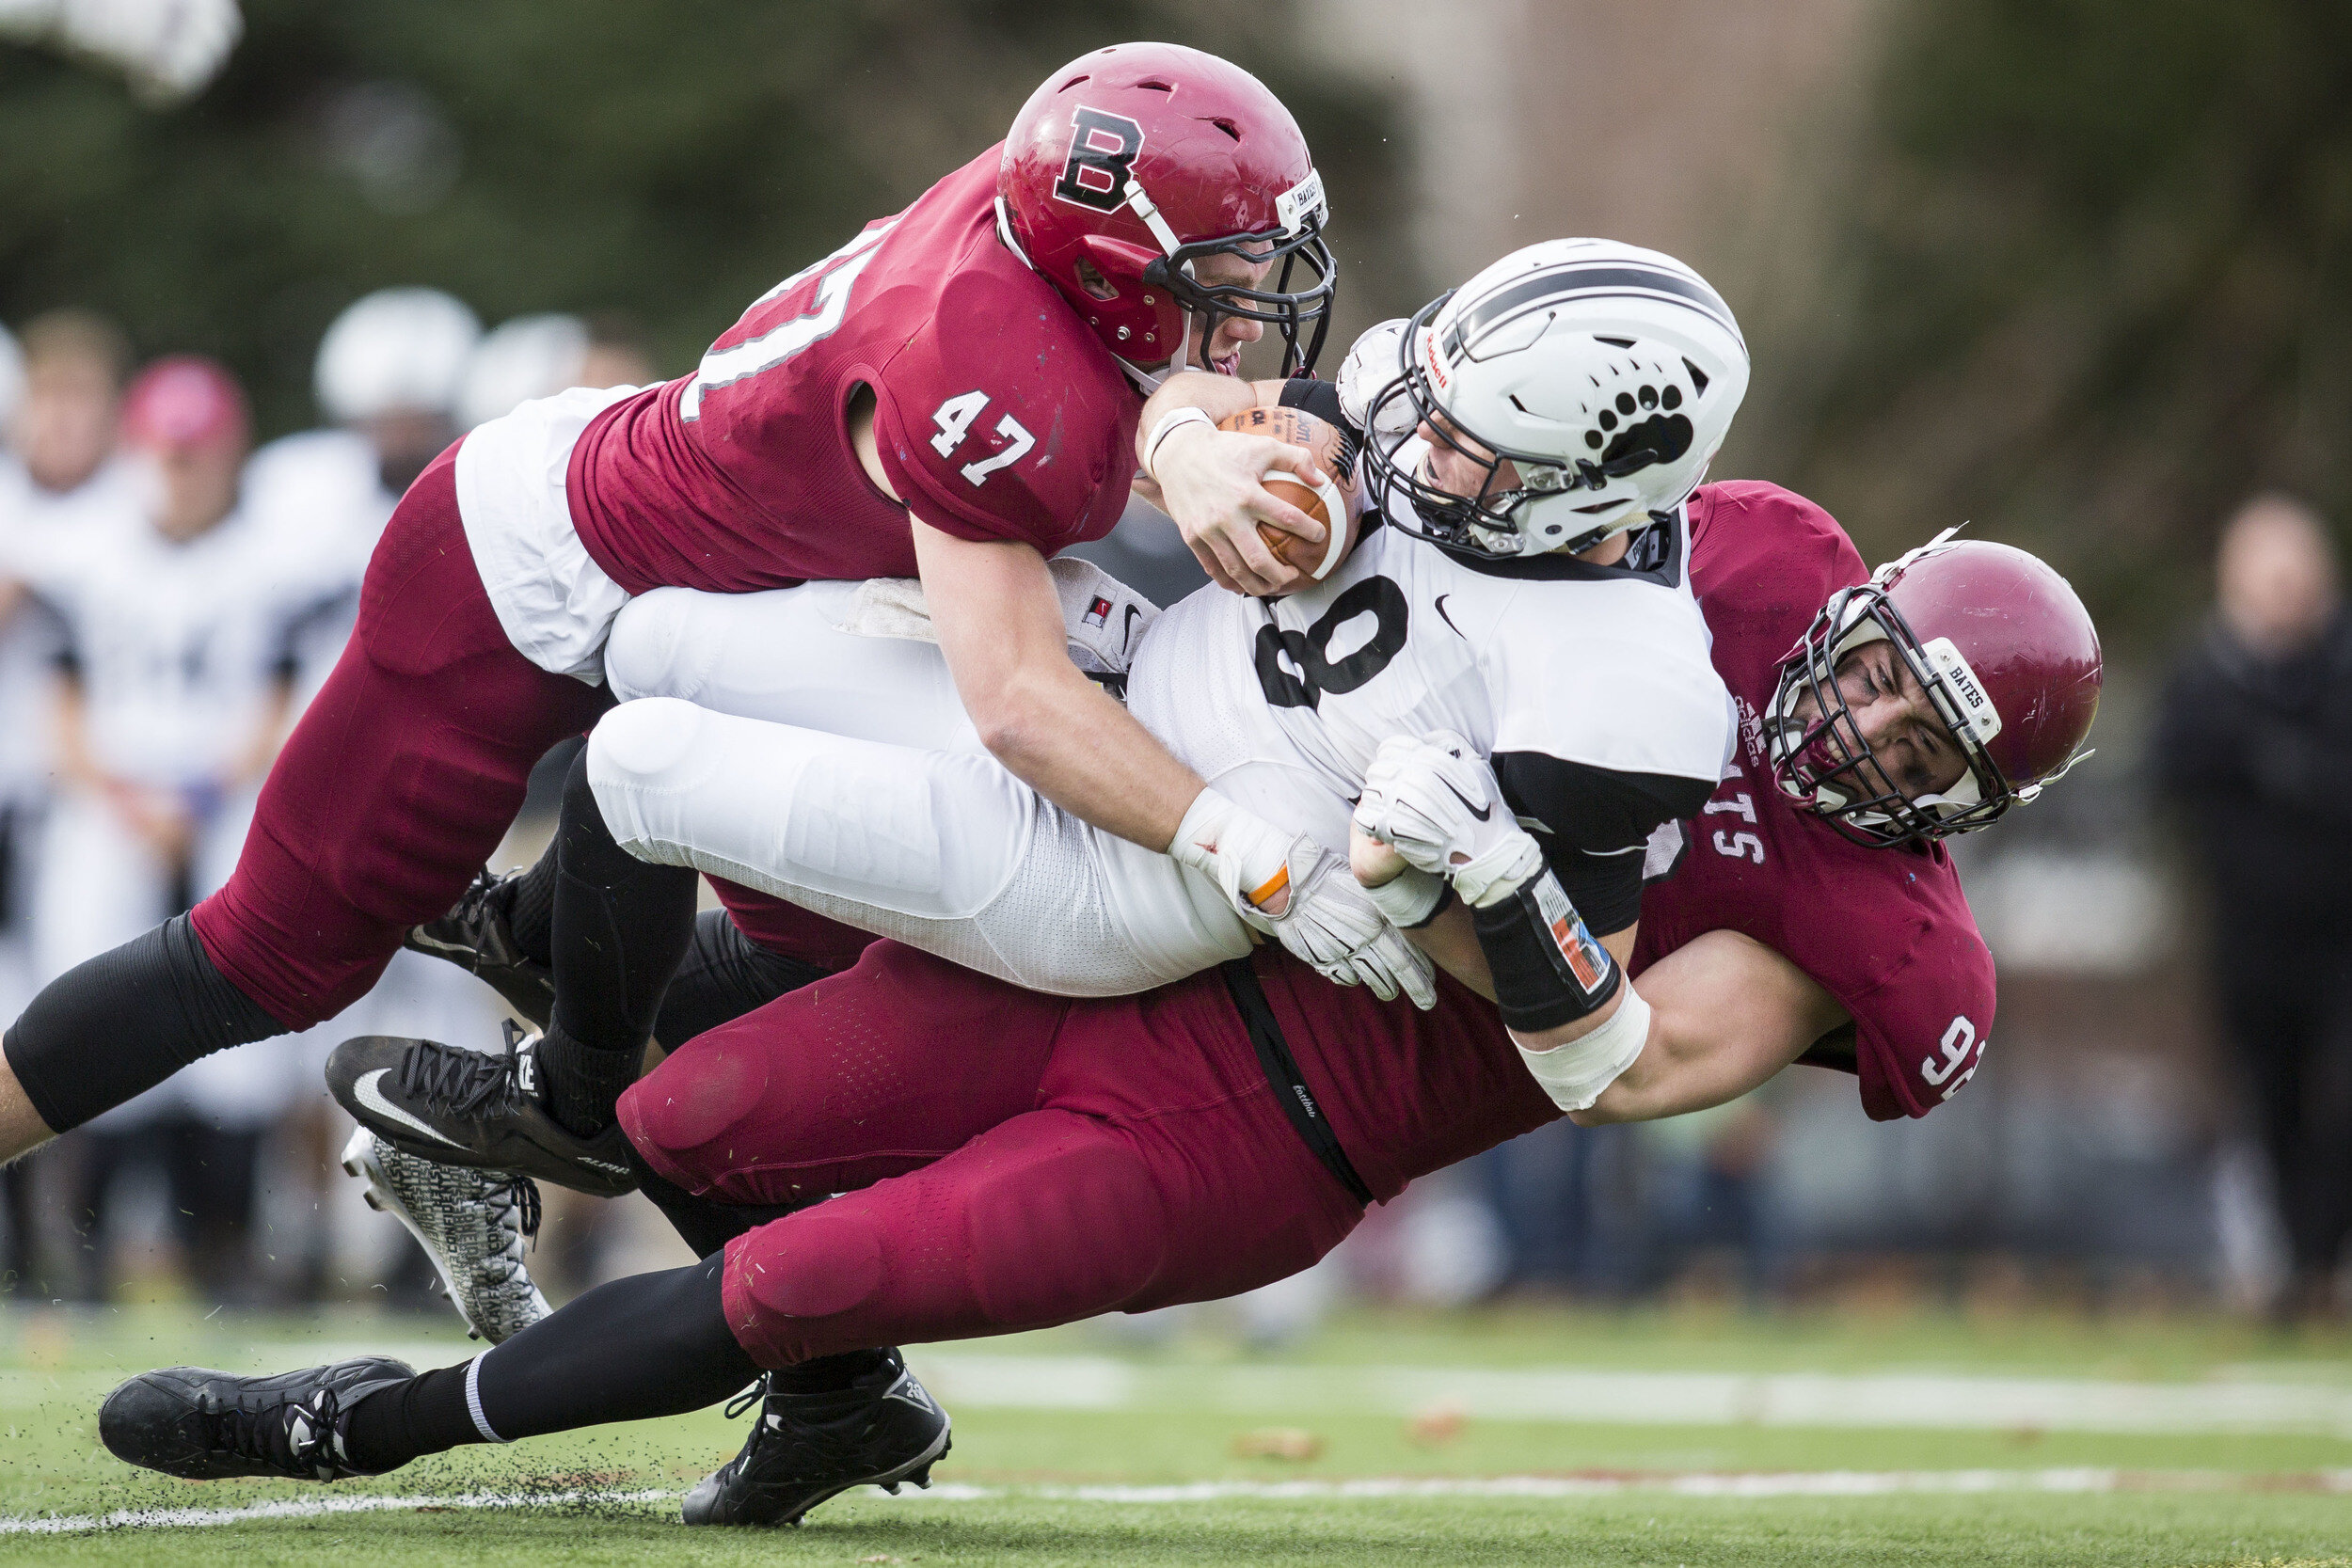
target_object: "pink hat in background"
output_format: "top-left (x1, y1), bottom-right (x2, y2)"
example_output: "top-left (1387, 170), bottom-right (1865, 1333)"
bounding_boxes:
top-left (119, 355), bottom-right (249, 452)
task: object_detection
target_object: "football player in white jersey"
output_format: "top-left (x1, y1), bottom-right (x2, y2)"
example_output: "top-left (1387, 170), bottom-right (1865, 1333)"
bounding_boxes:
top-left (0, 313), bottom-right (141, 1015)
top-left (335, 241), bottom-right (1753, 1185)
top-left (598, 240), bottom-right (1741, 989)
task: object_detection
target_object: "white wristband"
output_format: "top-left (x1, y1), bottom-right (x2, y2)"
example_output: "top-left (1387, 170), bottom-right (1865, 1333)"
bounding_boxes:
top-left (1142, 404), bottom-right (1217, 483)
top-left (1365, 866), bottom-right (1445, 928)
top-left (1514, 983), bottom-right (1651, 1114)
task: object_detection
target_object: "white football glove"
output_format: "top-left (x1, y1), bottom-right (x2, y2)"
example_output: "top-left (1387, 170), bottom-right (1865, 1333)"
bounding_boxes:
top-left (1171, 788), bottom-right (1438, 1009)
top-left (1353, 731), bottom-right (1545, 908)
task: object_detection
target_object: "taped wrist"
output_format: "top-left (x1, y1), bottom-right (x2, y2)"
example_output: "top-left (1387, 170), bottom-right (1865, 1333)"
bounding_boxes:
top-left (1470, 868), bottom-right (1621, 1033)
top-left (1516, 983), bottom-right (1651, 1114)
top-left (1365, 866), bottom-right (1450, 929)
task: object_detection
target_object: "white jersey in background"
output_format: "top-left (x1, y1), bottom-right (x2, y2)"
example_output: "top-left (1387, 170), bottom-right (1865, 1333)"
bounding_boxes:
top-left (0, 456), bottom-right (147, 1019)
top-left (28, 502), bottom-right (337, 792)
top-left (583, 326), bottom-right (1733, 995)
top-left (0, 456), bottom-right (145, 803)
top-left (238, 428), bottom-right (394, 692)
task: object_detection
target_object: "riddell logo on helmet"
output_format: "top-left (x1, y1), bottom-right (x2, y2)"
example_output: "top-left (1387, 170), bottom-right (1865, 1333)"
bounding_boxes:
top-left (1054, 107), bottom-right (1147, 213)
top-left (1424, 329), bottom-right (1450, 392)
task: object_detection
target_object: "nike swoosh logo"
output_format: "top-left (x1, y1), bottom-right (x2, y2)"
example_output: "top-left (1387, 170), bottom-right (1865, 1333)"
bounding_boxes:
top-left (1122, 602), bottom-right (1142, 653)
top-left (353, 1069), bottom-right (469, 1149)
top-left (1434, 594), bottom-right (1464, 638)
top-left (405, 929), bottom-right (471, 958)
top-left (1440, 778), bottom-right (1492, 821)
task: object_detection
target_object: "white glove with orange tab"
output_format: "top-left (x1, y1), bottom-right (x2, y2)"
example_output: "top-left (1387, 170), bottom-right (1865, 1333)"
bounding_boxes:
top-left (1171, 787), bottom-right (1437, 1009)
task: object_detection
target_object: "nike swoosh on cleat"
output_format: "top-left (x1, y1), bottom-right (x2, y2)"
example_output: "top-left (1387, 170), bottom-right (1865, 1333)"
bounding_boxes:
top-left (1439, 778), bottom-right (1492, 821)
top-left (353, 1070), bottom-right (470, 1150)
top-left (1122, 602), bottom-right (1142, 654)
top-left (405, 929), bottom-right (472, 958)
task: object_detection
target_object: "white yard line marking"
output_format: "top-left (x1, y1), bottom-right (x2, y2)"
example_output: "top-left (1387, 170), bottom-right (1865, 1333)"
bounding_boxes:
top-left (905, 1354), bottom-right (2352, 1438)
top-left (8, 1471), bottom-right (2350, 1534)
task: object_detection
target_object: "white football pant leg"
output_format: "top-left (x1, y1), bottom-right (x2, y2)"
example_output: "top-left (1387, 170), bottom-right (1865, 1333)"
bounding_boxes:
top-left (587, 699), bottom-right (1249, 996)
top-left (606, 581), bottom-right (981, 752)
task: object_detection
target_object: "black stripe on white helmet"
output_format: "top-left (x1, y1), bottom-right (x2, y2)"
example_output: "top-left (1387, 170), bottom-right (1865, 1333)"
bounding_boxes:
top-left (1359, 239), bottom-right (1750, 560)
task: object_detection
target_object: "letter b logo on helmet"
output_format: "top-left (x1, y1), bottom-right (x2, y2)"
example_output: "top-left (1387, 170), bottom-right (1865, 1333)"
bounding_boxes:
top-left (1053, 107), bottom-right (1146, 213)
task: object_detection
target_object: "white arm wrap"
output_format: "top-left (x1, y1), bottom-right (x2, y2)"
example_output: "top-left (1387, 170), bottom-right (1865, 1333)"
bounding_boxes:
top-left (1364, 865), bottom-right (1445, 928)
top-left (1514, 983), bottom-right (1651, 1114)
top-left (1141, 404), bottom-right (1216, 483)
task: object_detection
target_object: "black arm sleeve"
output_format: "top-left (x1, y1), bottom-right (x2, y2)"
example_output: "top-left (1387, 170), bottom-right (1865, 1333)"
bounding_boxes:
top-left (1277, 374), bottom-right (1349, 430)
top-left (1494, 751), bottom-right (1717, 936)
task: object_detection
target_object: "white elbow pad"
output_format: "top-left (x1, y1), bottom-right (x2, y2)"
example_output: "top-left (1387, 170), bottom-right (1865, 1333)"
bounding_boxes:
top-left (1515, 984), bottom-right (1651, 1113)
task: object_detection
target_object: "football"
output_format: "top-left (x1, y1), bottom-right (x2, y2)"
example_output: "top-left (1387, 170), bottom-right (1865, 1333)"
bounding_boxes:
top-left (1219, 404), bottom-right (1364, 586)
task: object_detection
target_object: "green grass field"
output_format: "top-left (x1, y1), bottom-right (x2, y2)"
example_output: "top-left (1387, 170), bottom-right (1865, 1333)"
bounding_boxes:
top-left (3, 1301), bottom-right (2348, 1565)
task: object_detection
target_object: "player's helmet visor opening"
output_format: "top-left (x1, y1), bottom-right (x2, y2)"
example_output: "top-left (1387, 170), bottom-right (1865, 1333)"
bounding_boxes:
top-left (1362, 292), bottom-right (1675, 560)
top-left (1766, 584), bottom-right (2016, 848)
top-left (1144, 219), bottom-right (1336, 376)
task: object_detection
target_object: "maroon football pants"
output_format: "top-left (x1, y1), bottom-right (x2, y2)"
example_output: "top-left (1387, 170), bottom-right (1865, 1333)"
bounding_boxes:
top-left (186, 445), bottom-right (612, 1027)
top-left (617, 942), bottom-right (1364, 1367)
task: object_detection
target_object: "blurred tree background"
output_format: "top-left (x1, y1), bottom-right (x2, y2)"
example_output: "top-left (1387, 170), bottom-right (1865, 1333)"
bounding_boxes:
top-left (0, 0), bottom-right (1410, 436)
top-left (1781, 0), bottom-right (2352, 652)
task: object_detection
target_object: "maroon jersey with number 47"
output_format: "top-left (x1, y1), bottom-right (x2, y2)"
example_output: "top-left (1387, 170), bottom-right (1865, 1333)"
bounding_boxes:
top-left (566, 148), bottom-right (1141, 594)
top-left (1630, 482), bottom-right (1998, 1120)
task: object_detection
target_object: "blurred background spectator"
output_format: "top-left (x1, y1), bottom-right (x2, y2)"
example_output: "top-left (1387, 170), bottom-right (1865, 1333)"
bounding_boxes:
top-left (2155, 497), bottom-right (2352, 1325)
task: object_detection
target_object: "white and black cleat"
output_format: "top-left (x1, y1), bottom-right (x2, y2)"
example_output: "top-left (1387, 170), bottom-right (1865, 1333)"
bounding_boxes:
top-left (682, 1351), bottom-right (951, 1528)
top-left (341, 1128), bottom-right (550, 1344)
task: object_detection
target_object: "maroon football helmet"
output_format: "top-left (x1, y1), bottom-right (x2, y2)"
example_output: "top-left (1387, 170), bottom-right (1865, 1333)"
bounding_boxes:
top-left (1767, 535), bottom-right (2103, 847)
top-left (999, 43), bottom-right (1335, 381)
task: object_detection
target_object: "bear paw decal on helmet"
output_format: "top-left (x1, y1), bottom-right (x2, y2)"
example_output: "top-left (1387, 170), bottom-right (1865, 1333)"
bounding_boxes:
top-left (1584, 385), bottom-right (1692, 474)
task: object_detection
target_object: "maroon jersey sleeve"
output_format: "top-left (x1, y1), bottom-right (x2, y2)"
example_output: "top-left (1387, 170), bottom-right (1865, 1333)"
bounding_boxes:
top-left (1635, 481), bottom-right (2001, 1121)
top-left (868, 266), bottom-right (1138, 554)
top-left (1837, 901), bottom-right (1996, 1120)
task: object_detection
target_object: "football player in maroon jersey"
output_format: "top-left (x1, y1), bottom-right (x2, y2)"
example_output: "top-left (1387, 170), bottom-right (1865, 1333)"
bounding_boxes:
top-left (0, 44), bottom-right (1413, 1164)
top-left (96, 486), bottom-right (2099, 1529)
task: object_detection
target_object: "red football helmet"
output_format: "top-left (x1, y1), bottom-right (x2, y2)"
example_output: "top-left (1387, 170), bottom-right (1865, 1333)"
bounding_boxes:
top-left (999, 42), bottom-right (1335, 382)
top-left (1767, 535), bottom-right (2103, 847)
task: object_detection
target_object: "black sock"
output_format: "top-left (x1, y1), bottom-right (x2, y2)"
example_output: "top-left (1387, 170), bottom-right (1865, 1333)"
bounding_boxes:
top-left (339, 1364), bottom-right (477, 1473)
top-left (771, 1350), bottom-right (894, 1396)
top-left (537, 1021), bottom-right (640, 1141)
top-left (342, 1254), bottom-right (756, 1470)
top-left (543, 754), bottom-right (697, 1136)
top-left (653, 910), bottom-right (831, 1049)
top-left (500, 848), bottom-right (560, 970)
top-left (4, 914), bottom-right (285, 1134)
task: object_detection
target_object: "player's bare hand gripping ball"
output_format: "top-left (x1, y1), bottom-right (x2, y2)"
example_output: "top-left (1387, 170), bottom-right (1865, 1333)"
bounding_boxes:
top-left (1147, 408), bottom-right (1331, 597)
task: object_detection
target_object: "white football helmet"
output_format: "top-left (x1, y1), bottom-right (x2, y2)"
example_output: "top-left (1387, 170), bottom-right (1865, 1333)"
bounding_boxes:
top-left (458, 313), bottom-right (590, 428)
top-left (314, 287), bottom-right (481, 424)
top-left (1359, 239), bottom-right (1750, 558)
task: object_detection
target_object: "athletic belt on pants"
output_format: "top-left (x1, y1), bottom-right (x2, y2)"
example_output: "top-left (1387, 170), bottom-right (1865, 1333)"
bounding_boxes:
top-left (1217, 960), bottom-right (1374, 1208)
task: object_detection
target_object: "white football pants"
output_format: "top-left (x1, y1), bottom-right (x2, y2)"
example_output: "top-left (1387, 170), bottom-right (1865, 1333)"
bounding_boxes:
top-left (593, 576), bottom-right (1255, 996)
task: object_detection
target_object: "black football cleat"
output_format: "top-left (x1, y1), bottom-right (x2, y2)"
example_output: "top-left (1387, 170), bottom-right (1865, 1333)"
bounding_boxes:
top-left (682, 1351), bottom-right (952, 1528)
top-left (101, 1357), bottom-right (413, 1481)
top-left (403, 867), bottom-right (554, 1028)
top-left (327, 1023), bottom-right (640, 1198)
